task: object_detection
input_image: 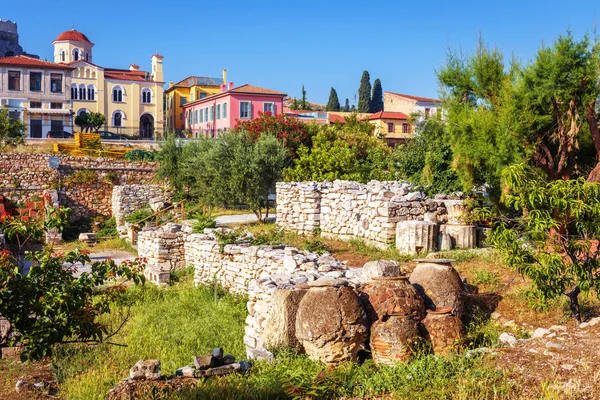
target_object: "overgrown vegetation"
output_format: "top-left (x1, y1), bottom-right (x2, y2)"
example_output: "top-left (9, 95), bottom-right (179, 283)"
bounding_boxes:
top-left (0, 108), bottom-right (25, 151)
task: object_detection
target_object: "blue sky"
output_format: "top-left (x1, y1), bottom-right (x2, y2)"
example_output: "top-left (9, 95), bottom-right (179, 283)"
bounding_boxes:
top-left (4, 0), bottom-right (600, 105)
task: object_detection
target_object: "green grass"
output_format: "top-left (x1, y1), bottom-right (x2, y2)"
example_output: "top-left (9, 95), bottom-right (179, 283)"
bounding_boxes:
top-left (347, 238), bottom-right (413, 263)
top-left (55, 237), bottom-right (137, 255)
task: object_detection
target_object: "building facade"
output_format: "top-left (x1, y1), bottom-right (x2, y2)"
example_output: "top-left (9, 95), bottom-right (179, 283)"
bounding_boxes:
top-left (53, 28), bottom-right (165, 138)
top-left (367, 111), bottom-right (411, 146)
top-left (0, 56), bottom-right (73, 138)
top-left (383, 92), bottom-right (442, 120)
top-left (165, 75), bottom-right (223, 132)
top-left (182, 83), bottom-right (285, 138)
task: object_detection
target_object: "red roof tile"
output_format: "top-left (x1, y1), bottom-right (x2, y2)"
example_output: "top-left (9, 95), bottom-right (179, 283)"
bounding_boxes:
top-left (54, 29), bottom-right (93, 44)
top-left (368, 111), bottom-right (410, 120)
top-left (229, 84), bottom-right (286, 96)
top-left (328, 114), bottom-right (346, 123)
top-left (0, 55), bottom-right (75, 70)
top-left (387, 92), bottom-right (442, 103)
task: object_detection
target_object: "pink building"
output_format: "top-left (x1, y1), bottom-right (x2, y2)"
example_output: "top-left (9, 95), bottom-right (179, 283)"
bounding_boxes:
top-left (181, 83), bottom-right (286, 138)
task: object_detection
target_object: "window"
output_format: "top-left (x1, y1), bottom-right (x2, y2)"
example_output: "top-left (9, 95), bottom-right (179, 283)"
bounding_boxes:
top-left (200, 93), bottom-right (207, 99)
top-left (51, 74), bottom-right (62, 93)
top-left (263, 102), bottom-right (274, 114)
top-left (87, 86), bottom-right (95, 101)
top-left (30, 72), bottom-right (42, 92)
top-left (50, 119), bottom-right (63, 131)
top-left (240, 102), bottom-right (251, 119)
top-left (210, 106), bottom-right (214, 121)
top-left (180, 97), bottom-right (187, 107)
top-left (387, 123), bottom-right (394, 133)
top-left (425, 108), bottom-right (431, 118)
top-left (142, 88), bottom-right (152, 104)
top-left (60, 50), bottom-right (66, 62)
top-left (204, 108), bottom-right (208, 122)
top-left (73, 49), bottom-right (79, 61)
top-left (194, 110), bottom-right (198, 124)
top-left (223, 102), bottom-right (227, 118)
top-left (113, 111), bottom-right (123, 127)
top-left (50, 102), bottom-right (62, 109)
top-left (85, 53), bottom-right (89, 62)
top-left (200, 108), bottom-right (203, 123)
top-left (217, 104), bottom-right (221, 119)
top-left (71, 85), bottom-right (78, 100)
top-left (79, 85), bottom-right (86, 100)
top-left (8, 71), bottom-right (20, 91)
top-left (402, 123), bottom-right (409, 133)
top-left (112, 87), bottom-right (123, 102)
top-left (29, 101), bottom-right (42, 109)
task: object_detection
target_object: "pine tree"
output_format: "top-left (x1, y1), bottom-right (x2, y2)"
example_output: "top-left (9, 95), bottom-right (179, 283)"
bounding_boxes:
top-left (326, 87), bottom-right (341, 111)
top-left (371, 78), bottom-right (383, 112)
top-left (344, 98), bottom-right (350, 112)
top-left (301, 85), bottom-right (307, 110)
top-left (357, 71), bottom-right (371, 113)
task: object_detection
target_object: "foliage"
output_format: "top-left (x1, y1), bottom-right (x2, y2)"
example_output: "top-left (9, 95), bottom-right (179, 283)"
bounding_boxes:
top-left (0, 108), bottom-right (25, 151)
top-left (101, 171), bottom-right (119, 185)
top-left (233, 112), bottom-right (313, 161)
top-left (284, 116), bottom-right (397, 183)
top-left (95, 216), bottom-right (118, 238)
top-left (370, 78), bottom-right (383, 112)
top-left (344, 98), bottom-right (350, 112)
top-left (124, 207), bottom-right (154, 226)
top-left (64, 169), bottom-right (97, 186)
top-left (357, 71), bottom-right (371, 113)
top-left (191, 212), bottom-right (217, 233)
top-left (300, 229), bottom-right (329, 254)
top-left (326, 87), bottom-right (340, 111)
top-left (488, 164), bottom-right (600, 321)
top-left (392, 114), bottom-right (462, 195)
top-left (156, 134), bottom-right (185, 196)
top-left (74, 111), bottom-right (105, 133)
top-left (0, 249), bottom-right (145, 361)
top-left (124, 149), bottom-right (157, 162)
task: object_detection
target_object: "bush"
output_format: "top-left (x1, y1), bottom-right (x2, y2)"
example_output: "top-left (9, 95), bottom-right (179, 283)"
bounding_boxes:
top-left (95, 216), bottom-right (118, 238)
top-left (64, 169), bottom-right (97, 186)
top-left (191, 213), bottom-right (217, 233)
top-left (124, 207), bottom-right (154, 226)
top-left (125, 150), bottom-right (157, 162)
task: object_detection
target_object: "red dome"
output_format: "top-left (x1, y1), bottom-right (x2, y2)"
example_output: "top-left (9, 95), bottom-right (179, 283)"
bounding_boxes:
top-left (54, 29), bottom-right (92, 44)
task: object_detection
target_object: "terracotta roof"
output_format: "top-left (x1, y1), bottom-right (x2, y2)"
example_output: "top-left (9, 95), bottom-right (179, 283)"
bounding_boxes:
top-left (387, 92), bottom-right (442, 103)
top-left (0, 55), bottom-right (75, 70)
top-left (229, 84), bottom-right (286, 96)
top-left (368, 111), bottom-right (410, 120)
top-left (152, 53), bottom-right (164, 59)
top-left (184, 84), bottom-right (286, 107)
top-left (104, 68), bottom-right (150, 82)
top-left (328, 114), bottom-right (346, 123)
top-left (54, 29), bottom-right (93, 44)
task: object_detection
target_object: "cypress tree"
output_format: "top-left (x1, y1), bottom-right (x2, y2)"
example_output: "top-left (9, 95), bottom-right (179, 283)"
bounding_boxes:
top-left (301, 85), bottom-right (307, 109)
top-left (344, 98), bottom-right (350, 112)
top-left (326, 87), bottom-right (341, 111)
top-left (357, 71), bottom-right (371, 113)
top-left (371, 78), bottom-right (383, 112)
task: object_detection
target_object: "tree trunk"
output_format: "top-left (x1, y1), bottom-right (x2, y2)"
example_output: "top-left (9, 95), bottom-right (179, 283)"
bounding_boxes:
top-left (565, 285), bottom-right (582, 324)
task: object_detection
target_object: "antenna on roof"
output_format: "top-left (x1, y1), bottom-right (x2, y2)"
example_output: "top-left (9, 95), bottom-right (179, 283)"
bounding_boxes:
top-left (71, 23), bottom-right (75, 31)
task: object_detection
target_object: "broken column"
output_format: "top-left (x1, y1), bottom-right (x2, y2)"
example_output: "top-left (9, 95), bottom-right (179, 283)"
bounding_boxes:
top-left (396, 221), bottom-right (438, 255)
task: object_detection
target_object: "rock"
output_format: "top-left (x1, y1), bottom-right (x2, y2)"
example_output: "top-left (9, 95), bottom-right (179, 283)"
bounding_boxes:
top-left (363, 260), bottom-right (401, 279)
top-left (532, 328), bottom-right (551, 339)
top-left (561, 364), bottom-right (575, 371)
top-left (175, 366), bottom-right (196, 377)
top-left (498, 332), bottom-right (518, 347)
top-left (503, 320), bottom-right (516, 328)
top-left (211, 347), bottom-right (224, 368)
top-left (307, 278), bottom-right (349, 287)
top-left (129, 360), bottom-right (161, 380)
top-left (464, 347), bottom-right (494, 358)
top-left (396, 221), bottom-right (438, 255)
top-left (588, 317), bottom-right (600, 326)
top-left (0, 317), bottom-right (10, 344)
top-left (490, 312), bottom-right (502, 320)
top-left (196, 361), bottom-right (251, 377)
top-left (549, 325), bottom-right (567, 332)
top-left (545, 342), bottom-right (564, 351)
top-left (405, 191), bottom-right (422, 201)
top-left (409, 260), bottom-right (465, 318)
top-left (295, 286), bottom-right (368, 363)
top-left (193, 355), bottom-right (212, 370)
top-left (579, 322), bottom-right (589, 329)
top-left (78, 232), bottom-right (97, 244)
top-left (15, 380), bottom-right (27, 393)
top-left (262, 289), bottom-right (307, 349)
top-left (283, 256), bottom-right (297, 273)
top-left (246, 346), bottom-right (274, 361)
top-left (223, 354), bottom-right (235, 365)
top-left (439, 224), bottom-right (477, 249)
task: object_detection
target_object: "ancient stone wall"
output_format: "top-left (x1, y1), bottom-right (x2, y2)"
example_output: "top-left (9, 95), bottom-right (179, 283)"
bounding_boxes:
top-left (0, 153), bottom-right (159, 219)
top-left (276, 180), bottom-right (449, 248)
top-left (111, 185), bottom-right (167, 226)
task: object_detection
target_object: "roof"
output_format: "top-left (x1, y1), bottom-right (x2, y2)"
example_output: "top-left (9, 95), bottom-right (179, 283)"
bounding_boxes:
top-left (151, 53), bottom-right (164, 59)
top-left (368, 111), bottom-right (410, 120)
top-left (184, 84), bottom-right (286, 107)
top-left (104, 68), bottom-right (149, 82)
top-left (54, 29), bottom-right (93, 45)
top-left (386, 92), bottom-right (442, 103)
top-left (328, 114), bottom-right (346, 123)
top-left (0, 55), bottom-right (75, 70)
top-left (166, 76), bottom-right (223, 92)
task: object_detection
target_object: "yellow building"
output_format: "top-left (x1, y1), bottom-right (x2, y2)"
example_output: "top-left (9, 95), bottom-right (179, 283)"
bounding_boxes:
top-left (164, 74), bottom-right (224, 132)
top-left (367, 111), bottom-right (412, 146)
top-left (52, 28), bottom-right (164, 138)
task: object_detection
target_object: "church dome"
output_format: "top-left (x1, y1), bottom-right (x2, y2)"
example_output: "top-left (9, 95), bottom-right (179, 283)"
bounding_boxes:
top-left (54, 29), bottom-right (92, 44)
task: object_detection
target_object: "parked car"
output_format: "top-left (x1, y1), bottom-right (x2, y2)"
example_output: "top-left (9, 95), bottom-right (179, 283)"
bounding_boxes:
top-left (46, 130), bottom-right (74, 139)
top-left (97, 131), bottom-right (129, 140)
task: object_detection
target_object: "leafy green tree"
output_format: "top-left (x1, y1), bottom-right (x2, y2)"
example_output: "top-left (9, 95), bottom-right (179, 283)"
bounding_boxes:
top-left (370, 78), bottom-right (383, 112)
top-left (392, 115), bottom-right (461, 195)
top-left (0, 108), bottom-right (25, 151)
top-left (88, 112), bottom-right (106, 132)
top-left (344, 98), bottom-right (350, 112)
top-left (326, 88), bottom-right (340, 111)
top-left (357, 71), bottom-right (372, 113)
top-left (489, 164), bottom-right (600, 323)
top-left (156, 134), bottom-right (186, 197)
top-left (0, 248), bottom-right (145, 360)
top-left (75, 112), bottom-right (90, 132)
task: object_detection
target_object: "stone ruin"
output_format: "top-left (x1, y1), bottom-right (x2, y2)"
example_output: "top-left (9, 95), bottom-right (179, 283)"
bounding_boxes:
top-left (276, 180), bottom-right (487, 254)
top-left (137, 224), bottom-right (469, 365)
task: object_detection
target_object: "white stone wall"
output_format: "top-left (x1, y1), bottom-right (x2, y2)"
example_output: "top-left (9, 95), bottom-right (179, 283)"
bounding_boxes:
top-left (137, 223), bottom-right (188, 273)
top-left (111, 184), bottom-right (167, 226)
top-left (277, 180), bottom-right (449, 248)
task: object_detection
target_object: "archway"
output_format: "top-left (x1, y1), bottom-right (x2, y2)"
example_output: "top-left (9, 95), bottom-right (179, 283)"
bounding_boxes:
top-left (140, 114), bottom-right (154, 139)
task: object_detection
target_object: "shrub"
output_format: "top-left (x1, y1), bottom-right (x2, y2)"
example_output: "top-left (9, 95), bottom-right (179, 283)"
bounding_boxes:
top-left (191, 213), bottom-right (217, 233)
top-left (95, 216), bottom-right (118, 238)
top-left (124, 207), bottom-right (154, 226)
top-left (64, 169), bottom-right (97, 186)
top-left (125, 150), bottom-right (157, 162)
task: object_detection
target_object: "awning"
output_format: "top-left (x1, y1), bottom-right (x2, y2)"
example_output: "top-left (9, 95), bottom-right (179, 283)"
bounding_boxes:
top-left (26, 109), bottom-right (72, 115)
